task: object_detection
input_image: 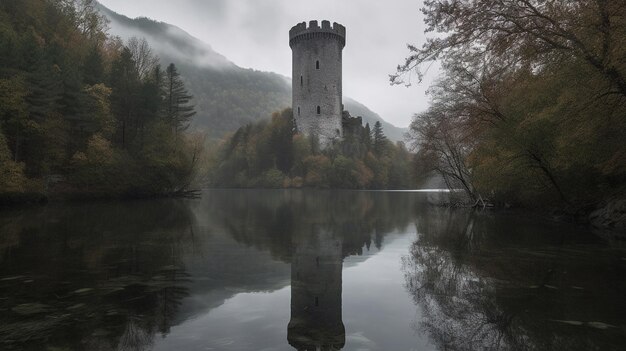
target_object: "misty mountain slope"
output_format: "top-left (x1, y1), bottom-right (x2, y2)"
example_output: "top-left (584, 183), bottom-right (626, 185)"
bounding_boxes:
top-left (97, 4), bottom-right (406, 141)
top-left (98, 3), bottom-right (290, 137)
top-left (343, 97), bottom-right (407, 141)
top-left (97, 5), bottom-right (233, 69)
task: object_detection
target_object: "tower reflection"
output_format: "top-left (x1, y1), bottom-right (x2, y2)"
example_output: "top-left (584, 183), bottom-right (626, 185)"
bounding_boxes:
top-left (288, 228), bottom-right (345, 350)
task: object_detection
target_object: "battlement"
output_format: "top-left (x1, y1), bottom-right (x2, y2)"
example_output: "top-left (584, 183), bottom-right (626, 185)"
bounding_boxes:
top-left (289, 20), bottom-right (346, 48)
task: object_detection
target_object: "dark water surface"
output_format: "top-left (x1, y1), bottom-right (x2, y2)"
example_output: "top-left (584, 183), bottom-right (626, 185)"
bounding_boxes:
top-left (1, 190), bottom-right (625, 350)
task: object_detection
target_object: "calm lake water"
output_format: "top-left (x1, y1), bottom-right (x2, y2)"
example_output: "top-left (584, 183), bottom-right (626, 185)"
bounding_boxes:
top-left (1, 189), bottom-right (625, 350)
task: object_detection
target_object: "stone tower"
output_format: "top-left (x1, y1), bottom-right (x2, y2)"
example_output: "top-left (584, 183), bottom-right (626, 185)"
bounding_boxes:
top-left (290, 20), bottom-right (346, 147)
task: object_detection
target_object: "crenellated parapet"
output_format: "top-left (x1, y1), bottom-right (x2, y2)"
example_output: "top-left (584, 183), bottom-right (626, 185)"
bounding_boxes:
top-left (289, 20), bottom-right (346, 48)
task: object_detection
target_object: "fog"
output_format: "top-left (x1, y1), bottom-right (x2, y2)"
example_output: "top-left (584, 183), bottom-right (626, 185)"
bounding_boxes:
top-left (104, 13), bottom-right (235, 70)
top-left (99, 0), bottom-right (439, 128)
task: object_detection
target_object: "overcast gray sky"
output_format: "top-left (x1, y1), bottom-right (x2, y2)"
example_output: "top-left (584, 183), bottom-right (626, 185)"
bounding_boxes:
top-left (99, 0), bottom-right (438, 128)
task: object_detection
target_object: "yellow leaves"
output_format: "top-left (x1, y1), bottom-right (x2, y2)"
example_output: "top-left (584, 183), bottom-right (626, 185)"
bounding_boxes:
top-left (0, 162), bottom-right (27, 193)
top-left (0, 77), bottom-right (28, 118)
top-left (83, 83), bottom-right (114, 136)
top-left (354, 160), bottom-right (374, 189)
top-left (71, 134), bottom-right (116, 168)
top-left (250, 169), bottom-right (285, 188)
top-left (88, 134), bottom-right (114, 162)
top-left (0, 130), bottom-right (27, 193)
top-left (84, 84), bottom-right (112, 105)
top-left (288, 176), bottom-right (304, 188)
top-left (71, 151), bottom-right (87, 163)
top-left (596, 150), bottom-right (626, 176)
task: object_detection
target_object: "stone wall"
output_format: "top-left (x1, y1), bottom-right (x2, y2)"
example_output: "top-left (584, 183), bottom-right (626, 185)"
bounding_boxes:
top-left (290, 20), bottom-right (345, 147)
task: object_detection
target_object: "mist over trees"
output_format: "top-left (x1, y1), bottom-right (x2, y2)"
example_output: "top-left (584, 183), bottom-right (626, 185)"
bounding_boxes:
top-left (0, 0), bottom-right (202, 200)
top-left (397, 0), bottom-right (626, 209)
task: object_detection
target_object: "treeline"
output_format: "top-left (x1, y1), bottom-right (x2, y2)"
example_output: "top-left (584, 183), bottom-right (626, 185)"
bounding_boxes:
top-left (395, 0), bottom-right (626, 210)
top-left (0, 0), bottom-right (201, 201)
top-left (208, 109), bottom-right (415, 189)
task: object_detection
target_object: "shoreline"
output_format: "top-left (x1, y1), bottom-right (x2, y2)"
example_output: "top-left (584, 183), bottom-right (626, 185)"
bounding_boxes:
top-left (2, 188), bottom-right (623, 236)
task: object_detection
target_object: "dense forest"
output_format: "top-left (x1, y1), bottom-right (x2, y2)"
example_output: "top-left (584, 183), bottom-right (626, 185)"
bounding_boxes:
top-left (395, 0), bottom-right (626, 214)
top-left (208, 109), bottom-right (416, 189)
top-left (0, 0), bottom-right (202, 202)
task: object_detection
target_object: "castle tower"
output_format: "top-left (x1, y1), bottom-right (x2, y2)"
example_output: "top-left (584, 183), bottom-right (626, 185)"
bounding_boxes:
top-left (288, 229), bottom-right (345, 350)
top-left (290, 20), bottom-right (346, 147)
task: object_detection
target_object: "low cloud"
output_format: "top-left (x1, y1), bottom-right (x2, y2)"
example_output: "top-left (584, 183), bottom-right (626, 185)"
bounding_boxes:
top-left (99, 0), bottom-right (437, 127)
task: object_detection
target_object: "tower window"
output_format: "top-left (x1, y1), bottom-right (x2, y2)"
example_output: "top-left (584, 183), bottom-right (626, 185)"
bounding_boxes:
top-left (316, 106), bottom-right (321, 115)
top-left (297, 107), bottom-right (300, 115)
top-left (300, 75), bottom-right (303, 86)
top-left (316, 60), bottom-right (320, 69)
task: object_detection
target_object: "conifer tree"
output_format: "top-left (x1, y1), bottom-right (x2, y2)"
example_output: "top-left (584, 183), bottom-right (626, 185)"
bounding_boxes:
top-left (373, 121), bottom-right (387, 155)
top-left (164, 63), bottom-right (195, 134)
top-left (109, 47), bottom-right (140, 148)
top-left (83, 45), bottom-right (104, 85)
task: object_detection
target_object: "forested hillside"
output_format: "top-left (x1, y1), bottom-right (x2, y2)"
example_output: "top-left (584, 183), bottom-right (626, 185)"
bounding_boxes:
top-left (0, 0), bottom-right (202, 201)
top-left (97, 4), bottom-right (407, 141)
top-left (397, 0), bottom-right (626, 219)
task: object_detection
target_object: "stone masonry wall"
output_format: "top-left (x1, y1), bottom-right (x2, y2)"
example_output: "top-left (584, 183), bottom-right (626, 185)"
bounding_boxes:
top-left (290, 20), bottom-right (345, 147)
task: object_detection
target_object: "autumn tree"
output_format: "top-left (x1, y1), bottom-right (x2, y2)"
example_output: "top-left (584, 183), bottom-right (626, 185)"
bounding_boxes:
top-left (399, 0), bottom-right (626, 207)
top-left (393, 0), bottom-right (626, 97)
top-left (0, 122), bottom-right (27, 193)
top-left (409, 100), bottom-right (477, 201)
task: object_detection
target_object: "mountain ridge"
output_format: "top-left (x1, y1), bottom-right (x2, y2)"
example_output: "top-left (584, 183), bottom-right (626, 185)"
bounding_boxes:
top-left (97, 3), bottom-right (407, 141)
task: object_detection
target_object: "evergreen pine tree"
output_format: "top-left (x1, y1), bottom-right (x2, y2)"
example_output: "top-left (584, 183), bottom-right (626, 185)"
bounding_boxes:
top-left (109, 47), bottom-right (140, 148)
top-left (136, 65), bottom-right (165, 147)
top-left (164, 63), bottom-right (195, 134)
top-left (83, 45), bottom-right (104, 85)
top-left (373, 121), bottom-right (387, 155)
top-left (26, 62), bottom-right (63, 121)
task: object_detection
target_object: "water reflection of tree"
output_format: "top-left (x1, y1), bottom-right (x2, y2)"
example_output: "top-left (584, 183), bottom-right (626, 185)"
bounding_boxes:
top-left (202, 189), bottom-right (418, 261)
top-left (0, 200), bottom-right (195, 351)
top-left (403, 210), bottom-right (519, 350)
top-left (403, 208), bottom-right (626, 351)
